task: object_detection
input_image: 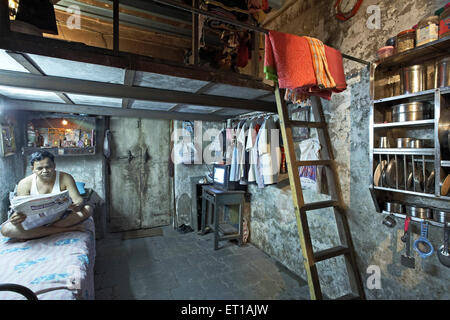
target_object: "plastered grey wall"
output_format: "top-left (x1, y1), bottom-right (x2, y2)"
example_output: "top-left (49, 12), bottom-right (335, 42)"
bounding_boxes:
top-left (0, 111), bottom-right (26, 223)
top-left (248, 0), bottom-right (449, 299)
top-left (25, 156), bottom-right (106, 199)
top-left (23, 116), bottom-right (106, 201)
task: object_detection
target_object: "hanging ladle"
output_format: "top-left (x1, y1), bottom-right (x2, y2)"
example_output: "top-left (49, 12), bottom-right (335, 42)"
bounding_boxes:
top-left (437, 224), bottom-right (450, 268)
top-left (413, 221), bottom-right (434, 259)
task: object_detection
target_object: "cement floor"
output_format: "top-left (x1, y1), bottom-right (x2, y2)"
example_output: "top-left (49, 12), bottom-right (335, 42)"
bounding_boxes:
top-left (94, 226), bottom-right (311, 300)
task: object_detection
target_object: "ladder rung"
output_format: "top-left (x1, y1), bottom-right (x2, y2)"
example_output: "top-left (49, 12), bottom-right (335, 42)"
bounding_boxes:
top-left (301, 200), bottom-right (339, 211)
top-left (287, 120), bottom-right (326, 128)
top-left (335, 293), bottom-right (361, 300)
top-left (313, 246), bottom-right (349, 262)
top-left (297, 160), bottom-right (332, 167)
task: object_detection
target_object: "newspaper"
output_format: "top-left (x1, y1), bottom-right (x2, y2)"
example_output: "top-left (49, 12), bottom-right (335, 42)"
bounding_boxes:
top-left (10, 190), bottom-right (72, 230)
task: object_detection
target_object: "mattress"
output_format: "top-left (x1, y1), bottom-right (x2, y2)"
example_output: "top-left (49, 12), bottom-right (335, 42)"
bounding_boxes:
top-left (0, 217), bottom-right (96, 300)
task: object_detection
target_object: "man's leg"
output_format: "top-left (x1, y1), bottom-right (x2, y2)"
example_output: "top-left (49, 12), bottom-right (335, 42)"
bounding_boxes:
top-left (0, 221), bottom-right (84, 241)
top-left (51, 205), bottom-right (93, 228)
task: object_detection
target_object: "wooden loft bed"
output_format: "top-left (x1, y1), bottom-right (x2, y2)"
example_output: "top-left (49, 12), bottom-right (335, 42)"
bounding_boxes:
top-left (0, 1), bottom-right (278, 121)
top-left (0, 0), bottom-right (368, 121)
top-left (0, 34), bottom-right (276, 121)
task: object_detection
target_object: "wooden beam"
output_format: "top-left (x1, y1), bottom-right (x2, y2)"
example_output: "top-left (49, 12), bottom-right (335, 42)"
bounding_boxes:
top-left (6, 51), bottom-right (74, 105)
top-left (0, 32), bottom-right (274, 92)
top-left (122, 69), bottom-right (136, 109)
top-left (254, 92), bottom-right (274, 101)
top-left (3, 98), bottom-right (227, 121)
top-left (87, 0), bottom-right (192, 25)
top-left (251, 32), bottom-right (260, 78)
top-left (191, 0), bottom-right (199, 65)
top-left (0, 0), bottom-right (9, 37)
top-left (0, 70), bottom-right (276, 112)
top-left (168, 82), bottom-right (217, 112)
top-left (113, 0), bottom-right (119, 54)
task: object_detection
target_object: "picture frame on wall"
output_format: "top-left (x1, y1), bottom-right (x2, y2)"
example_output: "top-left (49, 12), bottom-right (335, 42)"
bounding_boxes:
top-left (0, 126), bottom-right (16, 157)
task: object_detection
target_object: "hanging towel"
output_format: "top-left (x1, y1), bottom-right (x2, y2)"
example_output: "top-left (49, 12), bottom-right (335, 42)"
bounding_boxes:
top-left (305, 36), bottom-right (336, 90)
top-left (324, 45), bottom-right (347, 92)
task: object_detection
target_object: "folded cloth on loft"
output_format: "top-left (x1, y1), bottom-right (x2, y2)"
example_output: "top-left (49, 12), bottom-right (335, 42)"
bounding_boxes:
top-left (306, 37), bottom-right (336, 90)
top-left (264, 30), bottom-right (316, 88)
top-left (264, 30), bottom-right (347, 102)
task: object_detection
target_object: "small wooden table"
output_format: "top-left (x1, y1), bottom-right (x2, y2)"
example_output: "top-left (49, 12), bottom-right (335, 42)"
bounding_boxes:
top-left (200, 185), bottom-right (245, 250)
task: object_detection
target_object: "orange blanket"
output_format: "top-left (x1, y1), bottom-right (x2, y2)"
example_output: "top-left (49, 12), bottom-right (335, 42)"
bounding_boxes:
top-left (264, 30), bottom-right (347, 102)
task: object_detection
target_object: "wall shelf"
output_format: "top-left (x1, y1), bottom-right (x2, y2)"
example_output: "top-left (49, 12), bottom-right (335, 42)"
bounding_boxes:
top-left (370, 37), bottom-right (450, 223)
top-left (372, 186), bottom-right (438, 199)
top-left (373, 88), bottom-right (437, 105)
top-left (441, 160), bottom-right (450, 167)
top-left (373, 119), bottom-right (435, 129)
top-left (375, 35), bottom-right (450, 70)
top-left (373, 148), bottom-right (435, 155)
top-left (22, 146), bottom-right (96, 157)
top-left (382, 211), bottom-right (449, 228)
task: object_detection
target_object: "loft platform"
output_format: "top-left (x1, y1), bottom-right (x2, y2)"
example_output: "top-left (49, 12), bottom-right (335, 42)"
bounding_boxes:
top-left (0, 0), bottom-right (368, 121)
top-left (0, 35), bottom-right (276, 121)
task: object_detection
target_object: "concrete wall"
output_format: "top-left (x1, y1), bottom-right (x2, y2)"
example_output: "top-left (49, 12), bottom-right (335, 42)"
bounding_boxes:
top-left (23, 115), bottom-right (106, 201)
top-left (247, 0), bottom-right (449, 299)
top-left (174, 120), bottom-right (225, 227)
top-left (0, 111), bottom-right (26, 223)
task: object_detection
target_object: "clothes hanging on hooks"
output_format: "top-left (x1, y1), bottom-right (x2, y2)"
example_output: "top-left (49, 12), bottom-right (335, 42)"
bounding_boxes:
top-left (229, 119), bottom-right (245, 181)
top-left (257, 115), bottom-right (281, 187)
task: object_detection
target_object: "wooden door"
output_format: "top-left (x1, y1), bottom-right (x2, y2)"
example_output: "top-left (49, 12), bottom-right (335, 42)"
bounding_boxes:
top-left (140, 119), bottom-right (172, 228)
top-left (109, 118), bottom-right (172, 232)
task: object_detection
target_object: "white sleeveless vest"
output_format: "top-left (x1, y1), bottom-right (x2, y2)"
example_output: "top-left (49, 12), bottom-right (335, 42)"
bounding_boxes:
top-left (30, 171), bottom-right (61, 195)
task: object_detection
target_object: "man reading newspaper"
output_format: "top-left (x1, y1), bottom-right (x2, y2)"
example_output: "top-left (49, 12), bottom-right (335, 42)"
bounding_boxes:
top-left (1, 150), bottom-right (93, 240)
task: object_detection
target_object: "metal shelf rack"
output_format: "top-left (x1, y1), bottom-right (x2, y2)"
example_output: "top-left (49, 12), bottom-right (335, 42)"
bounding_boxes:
top-left (373, 119), bottom-right (435, 129)
top-left (369, 38), bottom-right (450, 216)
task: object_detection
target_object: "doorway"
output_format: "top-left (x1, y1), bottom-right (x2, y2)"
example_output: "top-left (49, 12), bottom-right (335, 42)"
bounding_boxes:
top-left (108, 117), bottom-right (173, 232)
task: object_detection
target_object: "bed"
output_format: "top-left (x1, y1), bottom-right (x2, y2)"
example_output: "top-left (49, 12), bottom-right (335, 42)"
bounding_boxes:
top-left (0, 217), bottom-right (96, 300)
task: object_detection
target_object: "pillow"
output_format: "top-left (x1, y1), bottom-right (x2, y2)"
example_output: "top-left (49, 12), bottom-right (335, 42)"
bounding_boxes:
top-left (76, 182), bottom-right (86, 196)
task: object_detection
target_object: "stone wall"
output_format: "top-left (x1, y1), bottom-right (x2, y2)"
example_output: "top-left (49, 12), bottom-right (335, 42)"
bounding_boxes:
top-left (248, 0), bottom-right (449, 299)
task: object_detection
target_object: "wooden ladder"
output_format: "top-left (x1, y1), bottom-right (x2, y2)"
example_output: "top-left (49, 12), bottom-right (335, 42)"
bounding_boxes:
top-left (274, 86), bottom-right (366, 300)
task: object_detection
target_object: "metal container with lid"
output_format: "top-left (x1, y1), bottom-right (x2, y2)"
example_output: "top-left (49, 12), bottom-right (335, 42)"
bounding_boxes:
top-left (396, 138), bottom-right (415, 148)
top-left (406, 205), bottom-right (433, 219)
top-left (432, 209), bottom-right (450, 224)
top-left (409, 139), bottom-right (425, 148)
top-left (401, 65), bottom-right (426, 94)
top-left (437, 56), bottom-right (450, 88)
top-left (385, 202), bottom-right (404, 213)
top-left (396, 29), bottom-right (416, 53)
top-left (416, 16), bottom-right (439, 46)
top-left (392, 102), bottom-right (429, 122)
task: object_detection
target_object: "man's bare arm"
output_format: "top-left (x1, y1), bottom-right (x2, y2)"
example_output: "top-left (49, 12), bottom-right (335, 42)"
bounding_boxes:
top-left (16, 177), bottom-right (31, 197)
top-left (8, 177), bottom-right (31, 223)
top-left (61, 173), bottom-right (84, 210)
